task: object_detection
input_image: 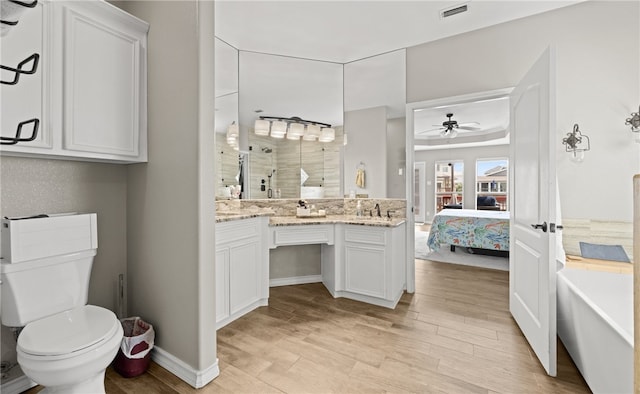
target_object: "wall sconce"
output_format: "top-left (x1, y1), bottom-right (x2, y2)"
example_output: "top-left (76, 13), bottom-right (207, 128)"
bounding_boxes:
top-left (625, 106), bottom-right (640, 132)
top-left (562, 123), bottom-right (590, 163)
top-left (253, 116), bottom-right (335, 142)
top-left (226, 121), bottom-right (239, 150)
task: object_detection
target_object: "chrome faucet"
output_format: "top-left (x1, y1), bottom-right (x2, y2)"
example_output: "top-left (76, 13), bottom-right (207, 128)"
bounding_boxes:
top-left (374, 203), bottom-right (381, 217)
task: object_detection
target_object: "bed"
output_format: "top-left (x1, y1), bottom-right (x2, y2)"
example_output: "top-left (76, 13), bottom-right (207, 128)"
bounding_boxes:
top-left (427, 209), bottom-right (510, 254)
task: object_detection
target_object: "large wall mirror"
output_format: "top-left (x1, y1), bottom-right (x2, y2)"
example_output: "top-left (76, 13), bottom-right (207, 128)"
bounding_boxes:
top-left (214, 44), bottom-right (407, 200)
top-left (214, 38), bottom-right (241, 196)
top-left (230, 51), bottom-right (344, 199)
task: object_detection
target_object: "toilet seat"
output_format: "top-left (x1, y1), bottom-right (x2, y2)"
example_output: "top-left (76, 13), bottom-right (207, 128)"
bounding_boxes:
top-left (18, 305), bottom-right (120, 359)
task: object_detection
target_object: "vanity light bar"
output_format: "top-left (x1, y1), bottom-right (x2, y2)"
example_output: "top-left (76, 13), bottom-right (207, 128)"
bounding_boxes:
top-left (253, 116), bottom-right (334, 142)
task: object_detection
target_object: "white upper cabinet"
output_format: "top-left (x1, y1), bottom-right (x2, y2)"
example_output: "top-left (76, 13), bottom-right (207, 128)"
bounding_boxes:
top-left (1, 0), bottom-right (149, 163)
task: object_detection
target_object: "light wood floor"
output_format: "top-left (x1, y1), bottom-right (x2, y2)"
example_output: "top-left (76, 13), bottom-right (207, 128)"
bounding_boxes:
top-left (28, 259), bottom-right (590, 393)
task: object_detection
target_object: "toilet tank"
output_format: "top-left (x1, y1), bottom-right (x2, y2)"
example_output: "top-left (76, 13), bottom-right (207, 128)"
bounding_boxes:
top-left (0, 213), bottom-right (98, 327)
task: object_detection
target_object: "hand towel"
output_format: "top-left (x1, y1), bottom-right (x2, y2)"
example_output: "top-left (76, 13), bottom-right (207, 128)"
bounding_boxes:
top-left (355, 168), bottom-right (365, 188)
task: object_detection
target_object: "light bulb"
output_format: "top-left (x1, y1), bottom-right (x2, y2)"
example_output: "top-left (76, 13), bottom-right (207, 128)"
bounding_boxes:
top-left (254, 119), bottom-right (270, 136)
top-left (569, 150), bottom-right (584, 163)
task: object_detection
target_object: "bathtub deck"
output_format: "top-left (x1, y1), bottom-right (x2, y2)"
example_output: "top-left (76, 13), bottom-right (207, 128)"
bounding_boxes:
top-left (566, 254), bottom-right (633, 274)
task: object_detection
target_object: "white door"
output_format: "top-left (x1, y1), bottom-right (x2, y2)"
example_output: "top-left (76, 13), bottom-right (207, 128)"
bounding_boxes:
top-left (509, 47), bottom-right (557, 376)
top-left (414, 162), bottom-right (426, 223)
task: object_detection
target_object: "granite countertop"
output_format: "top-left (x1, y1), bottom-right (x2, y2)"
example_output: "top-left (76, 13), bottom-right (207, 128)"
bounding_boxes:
top-left (269, 215), bottom-right (405, 227)
top-left (215, 211), bottom-right (274, 223)
top-left (216, 212), bottom-right (405, 227)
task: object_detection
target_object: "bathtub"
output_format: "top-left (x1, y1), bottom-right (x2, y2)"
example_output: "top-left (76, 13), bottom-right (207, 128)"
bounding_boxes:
top-left (557, 268), bottom-right (633, 394)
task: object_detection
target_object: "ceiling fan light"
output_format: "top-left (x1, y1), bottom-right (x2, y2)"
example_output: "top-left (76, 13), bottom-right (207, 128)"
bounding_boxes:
top-left (254, 119), bottom-right (270, 136)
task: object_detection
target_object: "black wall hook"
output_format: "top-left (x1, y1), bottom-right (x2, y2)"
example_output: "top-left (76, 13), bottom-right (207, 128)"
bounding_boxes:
top-left (1, 118), bottom-right (39, 145)
top-left (1, 53), bottom-right (40, 85)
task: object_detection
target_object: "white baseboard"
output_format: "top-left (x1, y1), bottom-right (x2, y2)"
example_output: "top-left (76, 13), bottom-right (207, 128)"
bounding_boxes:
top-left (0, 374), bottom-right (36, 394)
top-left (269, 275), bottom-right (322, 287)
top-left (151, 346), bottom-right (219, 389)
top-left (216, 299), bottom-right (268, 330)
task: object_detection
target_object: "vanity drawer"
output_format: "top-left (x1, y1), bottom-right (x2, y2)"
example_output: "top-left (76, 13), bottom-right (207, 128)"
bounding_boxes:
top-left (344, 226), bottom-right (387, 246)
top-left (216, 217), bottom-right (261, 245)
top-left (270, 224), bottom-right (334, 247)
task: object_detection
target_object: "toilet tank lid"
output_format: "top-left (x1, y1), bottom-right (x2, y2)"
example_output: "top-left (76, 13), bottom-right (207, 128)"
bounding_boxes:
top-left (17, 305), bottom-right (120, 356)
top-left (1, 213), bottom-right (98, 264)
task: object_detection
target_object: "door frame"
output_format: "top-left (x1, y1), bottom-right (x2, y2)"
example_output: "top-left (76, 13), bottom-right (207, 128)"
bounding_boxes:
top-left (414, 161), bottom-right (426, 223)
top-left (405, 88), bottom-right (512, 293)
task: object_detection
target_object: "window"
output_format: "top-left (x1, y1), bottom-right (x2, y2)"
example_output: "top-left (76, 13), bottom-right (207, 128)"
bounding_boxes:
top-left (435, 160), bottom-right (463, 213)
top-left (476, 159), bottom-right (508, 211)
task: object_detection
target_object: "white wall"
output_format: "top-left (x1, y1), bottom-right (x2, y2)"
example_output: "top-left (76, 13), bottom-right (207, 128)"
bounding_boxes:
top-left (344, 106), bottom-right (387, 198)
top-left (118, 0), bottom-right (217, 381)
top-left (344, 49), bottom-right (406, 119)
top-left (407, 1), bottom-right (640, 223)
top-left (415, 144), bottom-right (510, 222)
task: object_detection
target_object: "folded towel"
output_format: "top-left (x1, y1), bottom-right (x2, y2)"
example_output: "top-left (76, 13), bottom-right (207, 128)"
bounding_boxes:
top-left (355, 168), bottom-right (365, 188)
top-left (579, 242), bottom-right (630, 263)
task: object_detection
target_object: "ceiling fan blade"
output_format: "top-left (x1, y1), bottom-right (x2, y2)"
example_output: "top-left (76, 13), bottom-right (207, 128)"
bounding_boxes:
top-left (458, 121), bottom-right (480, 126)
top-left (458, 125), bottom-right (482, 131)
top-left (417, 127), bottom-right (444, 134)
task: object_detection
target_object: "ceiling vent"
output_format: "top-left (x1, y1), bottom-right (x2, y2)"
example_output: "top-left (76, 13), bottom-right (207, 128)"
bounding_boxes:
top-left (441, 4), bottom-right (468, 19)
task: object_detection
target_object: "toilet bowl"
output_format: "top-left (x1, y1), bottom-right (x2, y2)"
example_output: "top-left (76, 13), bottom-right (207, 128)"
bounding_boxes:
top-left (0, 213), bottom-right (124, 393)
top-left (17, 305), bottom-right (123, 393)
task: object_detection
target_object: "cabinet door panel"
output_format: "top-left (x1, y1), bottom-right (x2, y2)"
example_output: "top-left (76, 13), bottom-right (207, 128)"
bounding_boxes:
top-left (229, 240), bottom-right (261, 314)
top-left (344, 245), bottom-right (386, 298)
top-left (63, 6), bottom-right (141, 156)
top-left (215, 249), bottom-right (230, 324)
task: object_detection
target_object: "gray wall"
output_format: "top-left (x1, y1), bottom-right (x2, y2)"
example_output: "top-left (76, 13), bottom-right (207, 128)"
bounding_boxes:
top-left (118, 0), bottom-right (217, 373)
top-left (344, 106), bottom-right (387, 197)
top-left (414, 145), bottom-right (510, 222)
top-left (407, 1), bottom-right (639, 222)
top-left (270, 246), bottom-right (321, 279)
top-left (0, 156), bottom-right (127, 372)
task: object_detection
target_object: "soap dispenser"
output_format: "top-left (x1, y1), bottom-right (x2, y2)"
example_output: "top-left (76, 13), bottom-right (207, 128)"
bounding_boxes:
top-left (356, 200), bottom-right (362, 217)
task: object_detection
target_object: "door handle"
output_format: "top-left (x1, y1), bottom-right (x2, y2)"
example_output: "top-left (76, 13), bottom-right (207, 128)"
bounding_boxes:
top-left (531, 222), bottom-right (547, 232)
top-left (550, 223), bottom-right (563, 233)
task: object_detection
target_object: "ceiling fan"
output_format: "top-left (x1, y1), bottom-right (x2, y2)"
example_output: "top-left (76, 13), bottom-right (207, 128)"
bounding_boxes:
top-left (418, 113), bottom-right (481, 138)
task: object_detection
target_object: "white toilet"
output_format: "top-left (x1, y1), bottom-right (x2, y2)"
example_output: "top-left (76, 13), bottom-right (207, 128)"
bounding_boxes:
top-left (0, 213), bottom-right (123, 393)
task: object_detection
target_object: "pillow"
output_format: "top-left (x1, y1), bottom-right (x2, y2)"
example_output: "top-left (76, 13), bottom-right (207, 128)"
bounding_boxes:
top-left (477, 196), bottom-right (497, 206)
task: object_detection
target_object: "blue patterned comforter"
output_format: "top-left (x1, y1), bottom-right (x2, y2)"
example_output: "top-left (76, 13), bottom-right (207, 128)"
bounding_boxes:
top-left (427, 209), bottom-right (510, 251)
